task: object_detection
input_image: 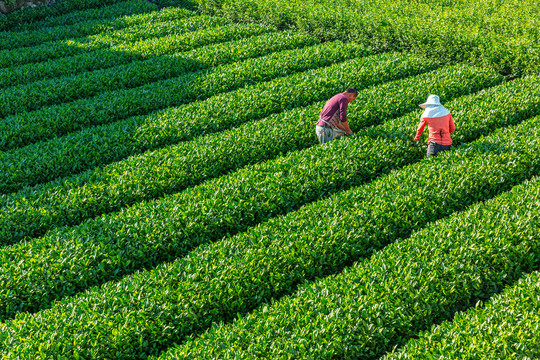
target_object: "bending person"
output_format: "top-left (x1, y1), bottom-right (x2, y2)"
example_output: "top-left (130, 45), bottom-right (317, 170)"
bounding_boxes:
top-left (414, 94), bottom-right (455, 157)
top-left (315, 88), bottom-right (357, 144)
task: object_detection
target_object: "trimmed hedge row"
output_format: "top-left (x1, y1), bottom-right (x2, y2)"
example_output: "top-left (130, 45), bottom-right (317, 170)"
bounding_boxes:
top-left (384, 269), bottom-right (540, 359)
top-left (1, 81), bottom-right (539, 359)
top-left (0, 0), bottom-right (127, 31)
top-left (198, 0), bottom-right (540, 76)
top-left (2, 58), bottom-right (482, 246)
top-left (0, 52), bottom-right (443, 276)
top-left (0, 50), bottom-right (443, 197)
top-left (0, 23), bottom-right (277, 117)
top-left (0, 72), bottom-right (528, 325)
top-left (0, 41), bottom-right (365, 152)
top-left (0, 21), bottom-right (270, 89)
top-left (152, 0), bottom-right (197, 9)
top-left (0, 8), bottom-right (210, 69)
top-left (156, 118), bottom-right (540, 359)
top-left (4, 0), bottom-right (163, 32)
top-left (0, 1), bottom-right (157, 51)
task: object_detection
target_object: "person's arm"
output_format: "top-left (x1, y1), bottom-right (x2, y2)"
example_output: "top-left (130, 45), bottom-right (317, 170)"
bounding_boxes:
top-left (338, 96), bottom-right (351, 134)
top-left (448, 114), bottom-right (456, 134)
top-left (414, 118), bottom-right (427, 141)
top-left (337, 120), bottom-right (352, 134)
top-left (339, 97), bottom-right (348, 122)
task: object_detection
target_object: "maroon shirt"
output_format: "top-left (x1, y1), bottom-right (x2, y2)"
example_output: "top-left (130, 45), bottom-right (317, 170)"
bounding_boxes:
top-left (316, 93), bottom-right (348, 127)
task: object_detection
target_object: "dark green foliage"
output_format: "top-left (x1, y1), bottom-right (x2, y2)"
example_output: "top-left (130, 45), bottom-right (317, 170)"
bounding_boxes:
top-left (0, 23), bottom-right (274, 117)
top-left (5, 0), bottom-right (159, 31)
top-left (0, 19), bottom-right (261, 89)
top-left (0, 7), bottom-right (203, 68)
top-left (151, 0), bottom-right (198, 11)
top-left (0, 0), bottom-right (128, 31)
top-left (0, 1), bottom-right (157, 50)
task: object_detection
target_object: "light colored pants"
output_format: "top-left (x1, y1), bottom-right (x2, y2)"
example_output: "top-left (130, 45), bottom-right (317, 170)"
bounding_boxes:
top-left (315, 125), bottom-right (347, 143)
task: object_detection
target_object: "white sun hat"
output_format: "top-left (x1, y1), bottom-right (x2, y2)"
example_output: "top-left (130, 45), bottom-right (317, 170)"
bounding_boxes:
top-left (419, 94), bottom-right (442, 109)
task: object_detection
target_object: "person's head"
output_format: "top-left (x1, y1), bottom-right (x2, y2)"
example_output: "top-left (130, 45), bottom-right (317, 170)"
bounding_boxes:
top-left (419, 94), bottom-right (442, 109)
top-left (343, 87), bottom-right (357, 103)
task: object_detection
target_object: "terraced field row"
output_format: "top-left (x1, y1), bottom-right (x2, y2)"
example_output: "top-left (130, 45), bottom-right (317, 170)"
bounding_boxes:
top-left (0, 40), bottom-right (367, 151)
top-left (0, 0), bottom-right (129, 31)
top-left (2, 75), bottom-right (540, 358)
top-left (0, 0), bottom-right (157, 50)
top-left (156, 118), bottom-right (540, 359)
top-left (0, 7), bottom-right (202, 68)
top-left (385, 267), bottom-right (540, 359)
top-left (196, 0), bottom-right (540, 76)
top-left (0, 21), bottom-right (274, 89)
top-left (1, 2), bottom-right (539, 359)
top-left (2, 61), bottom-right (501, 244)
top-left (0, 24), bottom-right (289, 117)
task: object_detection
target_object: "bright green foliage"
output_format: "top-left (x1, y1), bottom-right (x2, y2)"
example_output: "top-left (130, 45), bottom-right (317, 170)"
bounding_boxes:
top-left (0, 24), bottom-right (275, 117)
top-left (384, 270), bottom-right (540, 359)
top-left (0, 8), bottom-right (207, 68)
top-left (0, 41), bottom-right (365, 152)
top-left (0, 53), bottom-right (448, 315)
top-left (0, 50), bottom-right (442, 198)
top-left (0, 1), bottom-right (157, 51)
top-left (154, 120), bottom-right (540, 359)
top-left (0, 72), bottom-right (529, 325)
top-left (0, 1), bottom-right (535, 357)
top-left (0, 0), bottom-right (128, 31)
top-left (0, 55), bottom-right (462, 245)
top-left (1, 82), bottom-right (539, 359)
top-left (195, 0), bottom-right (540, 76)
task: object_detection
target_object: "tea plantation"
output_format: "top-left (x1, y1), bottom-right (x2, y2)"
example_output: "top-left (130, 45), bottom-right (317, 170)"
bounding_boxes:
top-left (0, 0), bottom-right (539, 358)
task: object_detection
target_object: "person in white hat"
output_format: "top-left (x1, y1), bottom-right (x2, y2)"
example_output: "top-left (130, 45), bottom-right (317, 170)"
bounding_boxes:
top-left (414, 94), bottom-right (455, 157)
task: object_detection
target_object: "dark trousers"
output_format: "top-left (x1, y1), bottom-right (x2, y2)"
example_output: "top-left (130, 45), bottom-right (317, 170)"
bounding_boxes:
top-left (427, 141), bottom-right (451, 157)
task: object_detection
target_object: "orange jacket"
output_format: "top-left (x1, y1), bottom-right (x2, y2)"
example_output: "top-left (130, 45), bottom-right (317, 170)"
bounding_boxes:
top-left (414, 113), bottom-right (455, 145)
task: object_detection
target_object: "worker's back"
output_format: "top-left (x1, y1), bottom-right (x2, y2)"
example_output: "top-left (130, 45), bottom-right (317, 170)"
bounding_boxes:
top-left (423, 113), bottom-right (455, 146)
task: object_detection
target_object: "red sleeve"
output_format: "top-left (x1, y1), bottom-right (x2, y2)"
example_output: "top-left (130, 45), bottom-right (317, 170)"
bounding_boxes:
top-left (414, 118), bottom-right (427, 141)
top-left (448, 114), bottom-right (455, 134)
top-left (339, 97), bottom-right (348, 123)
